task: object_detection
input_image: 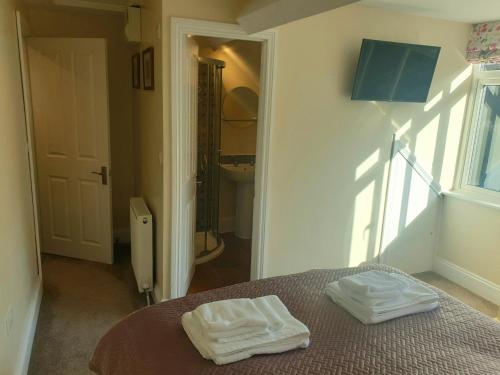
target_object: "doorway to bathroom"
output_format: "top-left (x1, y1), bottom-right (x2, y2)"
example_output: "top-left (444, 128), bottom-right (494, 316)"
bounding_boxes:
top-left (188, 37), bottom-right (262, 293)
top-left (169, 18), bottom-right (277, 298)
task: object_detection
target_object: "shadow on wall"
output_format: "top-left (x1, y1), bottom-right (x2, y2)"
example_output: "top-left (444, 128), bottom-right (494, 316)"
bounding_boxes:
top-left (342, 61), bottom-right (472, 271)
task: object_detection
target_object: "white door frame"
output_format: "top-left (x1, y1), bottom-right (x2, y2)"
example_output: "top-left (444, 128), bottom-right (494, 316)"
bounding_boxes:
top-left (169, 17), bottom-right (277, 299)
top-left (16, 11), bottom-right (42, 277)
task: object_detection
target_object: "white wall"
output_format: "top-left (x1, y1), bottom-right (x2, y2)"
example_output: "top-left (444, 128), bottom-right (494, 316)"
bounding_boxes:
top-left (263, 4), bottom-right (472, 277)
top-left (0, 2), bottom-right (41, 373)
top-left (159, 2), bottom-right (476, 298)
top-left (438, 196), bottom-right (500, 285)
top-left (131, 0), bottom-right (165, 301)
top-left (200, 40), bottom-right (262, 155)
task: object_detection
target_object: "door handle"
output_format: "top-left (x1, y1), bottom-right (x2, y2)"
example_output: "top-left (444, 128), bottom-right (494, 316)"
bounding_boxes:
top-left (91, 166), bottom-right (108, 185)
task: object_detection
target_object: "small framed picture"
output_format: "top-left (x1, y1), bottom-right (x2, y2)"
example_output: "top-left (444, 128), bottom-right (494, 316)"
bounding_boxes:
top-left (132, 53), bottom-right (141, 89)
top-left (142, 47), bottom-right (154, 90)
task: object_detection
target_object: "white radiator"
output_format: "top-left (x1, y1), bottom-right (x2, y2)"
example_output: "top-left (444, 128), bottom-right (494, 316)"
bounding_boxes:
top-left (130, 197), bottom-right (153, 293)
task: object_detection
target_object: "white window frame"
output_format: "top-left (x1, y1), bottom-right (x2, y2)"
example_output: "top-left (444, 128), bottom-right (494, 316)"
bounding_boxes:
top-left (457, 64), bottom-right (500, 206)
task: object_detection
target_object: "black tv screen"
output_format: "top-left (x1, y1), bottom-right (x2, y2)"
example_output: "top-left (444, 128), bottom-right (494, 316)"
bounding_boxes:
top-left (351, 39), bottom-right (441, 103)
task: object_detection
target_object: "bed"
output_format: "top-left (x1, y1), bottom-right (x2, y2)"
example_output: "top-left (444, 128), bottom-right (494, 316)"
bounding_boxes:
top-left (90, 264), bottom-right (500, 374)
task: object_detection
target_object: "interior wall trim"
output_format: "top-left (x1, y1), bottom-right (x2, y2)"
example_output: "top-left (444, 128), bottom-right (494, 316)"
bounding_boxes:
top-left (16, 11), bottom-right (43, 278)
top-left (168, 17), bottom-right (277, 299)
top-left (433, 256), bottom-right (500, 305)
top-left (16, 278), bottom-right (42, 375)
top-left (392, 138), bottom-right (443, 195)
top-left (52, 0), bottom-right (127, 13)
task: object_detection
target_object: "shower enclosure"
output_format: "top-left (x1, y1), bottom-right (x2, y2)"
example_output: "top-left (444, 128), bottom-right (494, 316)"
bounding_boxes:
top-left (195, 57), bottom-right (225, 264)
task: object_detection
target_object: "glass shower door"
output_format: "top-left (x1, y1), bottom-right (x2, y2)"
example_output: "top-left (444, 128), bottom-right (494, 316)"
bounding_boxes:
top-left (195, 58), bottom-right (224, 255)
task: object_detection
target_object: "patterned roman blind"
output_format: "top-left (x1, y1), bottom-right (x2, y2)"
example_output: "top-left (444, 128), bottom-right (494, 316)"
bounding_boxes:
top-left (466, 21), bottom-right (500, 63)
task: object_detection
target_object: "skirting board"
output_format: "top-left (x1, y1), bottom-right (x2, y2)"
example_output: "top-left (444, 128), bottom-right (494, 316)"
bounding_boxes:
top-left (16, 277), bottom-right (42, 375)
top-left (433, 256), bottom-right (500, 305)
top-left (219, 216), bottom-right (235, 234)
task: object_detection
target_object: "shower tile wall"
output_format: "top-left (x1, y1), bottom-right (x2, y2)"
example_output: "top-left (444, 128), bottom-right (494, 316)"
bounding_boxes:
top-left (196, 63), bottom-right (210, 232)
top-left (196, 62), bottom-right (221, 236)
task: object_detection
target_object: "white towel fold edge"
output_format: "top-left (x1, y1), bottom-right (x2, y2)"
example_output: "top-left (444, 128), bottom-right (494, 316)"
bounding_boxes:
top-left (182, 312), bottom-right (309, 364)
top-left (183, 311), bottom-right (309, 356)
top-left (327, 275), bottom-right (438, 313)
top-left (326, 286), bottom-right (439, 324)
top-left (193, 295), bottom-right (286, 333)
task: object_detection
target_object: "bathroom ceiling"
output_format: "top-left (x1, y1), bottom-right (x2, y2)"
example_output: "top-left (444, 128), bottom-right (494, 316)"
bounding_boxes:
top-left (361, 0), bottom-right (500, 23)
top-left (193, 36), bottom-right (235, 50)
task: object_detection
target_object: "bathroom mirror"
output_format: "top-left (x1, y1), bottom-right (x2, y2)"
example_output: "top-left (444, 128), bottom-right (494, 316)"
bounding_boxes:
top-left (222, 86), bottom-right (259, 122)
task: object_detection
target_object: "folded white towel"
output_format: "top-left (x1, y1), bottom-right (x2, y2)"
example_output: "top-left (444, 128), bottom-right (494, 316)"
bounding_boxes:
top-left (326, 273), bottom-right (439, 324)
top-left (205, 324), bottom-right (270, 343)
top-left (338, 270), bottom-right (406, 300)
top-left (193, 298), bottom-right (270, 333)
top-left (182, 295), bottom-right (310, 365)
top-left (183, 311), bottom-right (309, 364)
top-left (339, 273), bottom-right (438, 311)
top-left (195, 295), bottom-right (286, 344)
top-left (326, 282), bottom-right (438, 324)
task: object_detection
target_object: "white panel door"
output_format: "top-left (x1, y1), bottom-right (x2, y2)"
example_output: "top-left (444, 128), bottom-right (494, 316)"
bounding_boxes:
top-left (27, 38), bottom-right (113, 264)
top-left (179, 37), bottom-right (199, 296)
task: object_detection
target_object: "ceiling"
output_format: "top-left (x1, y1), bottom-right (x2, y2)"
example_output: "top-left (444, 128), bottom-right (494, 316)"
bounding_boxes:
top-left (361, 0), bottom-right (500, 23)
top-left (193, 36), bottom-right (235, 49)
top-left (23, 0), bottom-right (131, 12)
top-left (22, 0), bottom-right (500, 24)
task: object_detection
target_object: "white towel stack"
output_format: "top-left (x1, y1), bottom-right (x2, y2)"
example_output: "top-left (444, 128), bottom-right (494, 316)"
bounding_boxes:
top-left (182, 295), bottom-right (310, 365)
top-left (326, 270), bottom-right (439, 324)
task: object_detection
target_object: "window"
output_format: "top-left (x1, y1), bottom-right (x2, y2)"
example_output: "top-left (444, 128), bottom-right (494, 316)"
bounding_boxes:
top-left (480, 63), bottom-right (500, 72)
top-left (462, 63), bottom-right (500, 195)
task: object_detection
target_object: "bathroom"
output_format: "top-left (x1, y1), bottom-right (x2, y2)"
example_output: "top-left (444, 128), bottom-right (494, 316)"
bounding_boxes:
top-left (188, 36), bottom-right (262, 293)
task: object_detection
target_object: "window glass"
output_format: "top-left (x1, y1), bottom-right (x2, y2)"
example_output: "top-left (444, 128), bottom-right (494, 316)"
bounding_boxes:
top-left (468, 84), bottom-right (500, 191)
top-left (480, 63), bottom-right (500, 71)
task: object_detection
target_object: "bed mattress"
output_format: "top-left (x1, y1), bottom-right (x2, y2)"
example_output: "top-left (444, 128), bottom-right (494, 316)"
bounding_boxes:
top-left (90, 264), bottom-right (500, 374)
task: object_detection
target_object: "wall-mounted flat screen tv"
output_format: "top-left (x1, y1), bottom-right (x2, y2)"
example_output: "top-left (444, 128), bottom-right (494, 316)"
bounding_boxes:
top-left (351, 39), bottom-right (441, 103)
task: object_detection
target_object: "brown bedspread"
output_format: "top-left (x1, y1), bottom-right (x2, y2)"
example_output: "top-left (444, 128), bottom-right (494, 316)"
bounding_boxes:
top-left (90, 265), bottom-right (500, 374)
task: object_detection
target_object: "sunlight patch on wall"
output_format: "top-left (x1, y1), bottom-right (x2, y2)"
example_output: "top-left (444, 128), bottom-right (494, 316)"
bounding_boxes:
top-left (221, 45), bottom-right (260, 89)
top-left (424, 91), bottom-right (443, 112)
top-left (371, 101), bottom-right (387, 116)
top-left (380, 154), bottom-right (406, 254)
top-left (440, 95), bottom-right (468, 189)
top-left (415, 114), bottom-right (440, 174)
top-left (405, 169), bottom-right (430, 227)
top-left (349, 180), bottom-right (375, 267)
top-left (374, 159), bottom-right (390, 259)
top-left (355, 149), bottom-right (380, 180)
top-left (450, 66), bottom-right (472, 93)
top-left (394, 119), bottom-right (412, 140)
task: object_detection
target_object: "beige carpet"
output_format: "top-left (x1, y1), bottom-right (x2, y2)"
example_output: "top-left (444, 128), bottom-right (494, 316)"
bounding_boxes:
top-left (414, 271), bottom-right (499, 318)
top-left (28, 247), bottom-right (145, 375)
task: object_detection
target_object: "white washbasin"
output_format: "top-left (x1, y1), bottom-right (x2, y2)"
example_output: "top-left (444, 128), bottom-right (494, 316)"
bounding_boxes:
top-left (220, 163), bottom-right (255, 239)
top-left (220, 164), bottom-right (255, 183)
